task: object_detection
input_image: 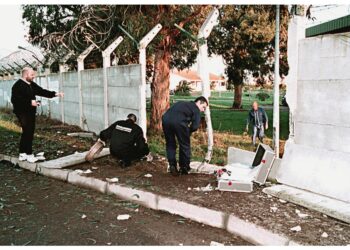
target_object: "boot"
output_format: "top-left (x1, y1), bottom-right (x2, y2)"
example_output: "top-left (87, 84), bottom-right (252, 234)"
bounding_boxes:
top-left (169, 164), bottom-right (179, 176)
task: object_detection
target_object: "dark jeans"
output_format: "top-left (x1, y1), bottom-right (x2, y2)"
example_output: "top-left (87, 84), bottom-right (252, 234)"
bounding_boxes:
top-left (16, 112), bottom-right (36, 155)
top-left (162, 122), bottom-right (191, 168)
top-left (112, 144), bottom-right (149, 163)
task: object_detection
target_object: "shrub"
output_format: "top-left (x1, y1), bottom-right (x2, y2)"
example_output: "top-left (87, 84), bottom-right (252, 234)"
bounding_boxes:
top-left (175, 80), bottom-right (193, 96)
top-left (256, 92), bottom-right (270, 101)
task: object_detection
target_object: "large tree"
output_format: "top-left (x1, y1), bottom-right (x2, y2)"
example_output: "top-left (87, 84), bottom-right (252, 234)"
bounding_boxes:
top-left (208, 5), bottom-right (289, 109)
top-left (22, 5), bottom-right (211, 132)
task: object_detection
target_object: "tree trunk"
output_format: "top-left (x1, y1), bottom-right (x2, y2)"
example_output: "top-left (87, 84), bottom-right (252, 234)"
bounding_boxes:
top-left (232, 84), bottom-right (243, 109)
top-left (150, 48), bottom-right (171, 132)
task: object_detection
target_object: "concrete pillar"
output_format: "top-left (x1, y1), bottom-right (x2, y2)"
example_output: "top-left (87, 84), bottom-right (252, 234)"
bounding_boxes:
top-left (285, 14), bottom-right (306, 141)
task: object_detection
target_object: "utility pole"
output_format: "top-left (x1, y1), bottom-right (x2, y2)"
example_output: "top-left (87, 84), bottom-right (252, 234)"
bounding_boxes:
top-left (273, 5), bottom-right (280, 156)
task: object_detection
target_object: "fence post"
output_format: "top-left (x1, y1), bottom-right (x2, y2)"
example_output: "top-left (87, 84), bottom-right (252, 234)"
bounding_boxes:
top-left (58, 52), bottom-right (74, 124)
top-left (77, 44), bottom-right (95, 129)
top-left (138, 24), bottom-right (162, 139)
top-left (102, 36), bottom-right (124, 128)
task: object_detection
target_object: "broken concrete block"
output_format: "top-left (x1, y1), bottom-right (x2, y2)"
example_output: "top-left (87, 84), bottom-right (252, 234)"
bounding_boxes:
top-left (263, 184), bottom-right (350, 224)
top-left (38, 148), bottom-right (110, 169)
top-left (19, 161), bottom-right (37, 172)
top-left (67, 172), bottom-right (107, 193)
top-left (36, 166), bottom-right (70, 182)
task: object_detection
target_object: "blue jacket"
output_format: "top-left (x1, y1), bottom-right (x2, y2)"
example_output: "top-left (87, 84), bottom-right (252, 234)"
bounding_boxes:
top-left (246, 107), bottom-right (268, 128)
top-left (162, 101), bottom-right (201, 132)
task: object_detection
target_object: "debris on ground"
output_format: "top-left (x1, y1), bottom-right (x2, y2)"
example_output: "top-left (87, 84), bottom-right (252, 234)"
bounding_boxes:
top-left (279, 199), bottom-right (287, 203)
top-left (187, 187), bottom-right (192, 191)
top-left (322, 232), bottom-right (329, 238)
top-left (117, 214), bottom-right (131, 221)
top-left (144, 174), bottom-right (153, 178)
top-left (92, 167), bottom-right (99, 170)
top-left (295, 209), bottom-right (309, 219)
top-left (210, 241), bottom-right (224, 246)
top-left (75, 169), bottom-right (93, 175)
top-left (81, 214), bottom-right (87, 219)
top-left (106, 177), bottom-right (119, 183)
top-left (193, 184), bottom-right (213, 192)
top-left (290, 225), bottom-right (301, 232)
top-left (270, 206), bottom-right (278, 213)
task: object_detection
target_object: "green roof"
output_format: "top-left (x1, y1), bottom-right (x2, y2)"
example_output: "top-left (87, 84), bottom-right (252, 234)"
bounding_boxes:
top-left (306, 15), bottom-right (350, 38)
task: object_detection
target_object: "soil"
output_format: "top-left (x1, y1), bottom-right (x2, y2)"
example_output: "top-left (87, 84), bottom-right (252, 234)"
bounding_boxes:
top-left (0, 161), bottom-right (249, 246)
top-left (69, 155), bottom-right (350, 246)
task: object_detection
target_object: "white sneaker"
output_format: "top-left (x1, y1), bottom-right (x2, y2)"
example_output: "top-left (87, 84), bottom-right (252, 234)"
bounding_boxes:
top-left (19, 153), bottom-right (28, 161)
top-left (26, 154), bottom-right (39, 163)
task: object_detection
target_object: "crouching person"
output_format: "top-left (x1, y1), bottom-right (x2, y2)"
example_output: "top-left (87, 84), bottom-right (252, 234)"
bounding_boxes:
top-left (99, 114), bottom-right (150, 168)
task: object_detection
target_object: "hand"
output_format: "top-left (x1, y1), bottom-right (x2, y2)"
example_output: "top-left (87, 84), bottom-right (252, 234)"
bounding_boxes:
top-left (31, 100), bottom-right (38, 107)
top-left (265, 124), bottom-right (268, 130)
top-left (55, 92), bottom-right (64, 98)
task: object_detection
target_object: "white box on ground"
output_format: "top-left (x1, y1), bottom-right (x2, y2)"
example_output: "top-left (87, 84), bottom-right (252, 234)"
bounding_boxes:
top-left (218, 179), bottom-right (253, 192)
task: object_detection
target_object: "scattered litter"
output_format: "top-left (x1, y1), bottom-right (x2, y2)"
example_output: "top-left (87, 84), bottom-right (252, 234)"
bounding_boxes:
top-left (36, 152), bottom-right (44, 156)
top-left (187, 187), bottom-right (192, 191)
top-left (75, 169), bottom-right (92, 174)
top-left (57, 131), bottom-right (61, 134)
top-left (323, 214), bottom-right (328, 218)
top-left (92, 167), bottom-right (99, 170)
top-left (144, 174), bottom-right (153, 178)
top-left (57, 150), bottom-right (64, 154)
top-left (106, 177), bottom-right (119, 183)
top-left (210, 241), bottom-right (224, 246)
top-left (135, 208), bottom-right (139, 212)
top-left (74, 169), bottom-right (84, 174)
top-left (81, 214), bottom-right (87, 219)
top-left (290, 225), bottom-right (301, 232)
top-left (279, 199), bottom-right (287, 203)
top-left (117, 214), bottom-right (130, 220)
top-left (295, 209), bottom-right (309, 218)
top-left (193, 184), bottom-right (213, 192)
top-left (179, 243), bottom-right (183, 246)
top-left (297, 213), bottom-right (309, 219)
top-left (267, 194), bottom-right (272, 198)
top-left (107, 243), bottom-right (112, 245)
top-left (321, 232), bottom-right (328, 238)
top-left (270, 206), bottom-right (278, 213)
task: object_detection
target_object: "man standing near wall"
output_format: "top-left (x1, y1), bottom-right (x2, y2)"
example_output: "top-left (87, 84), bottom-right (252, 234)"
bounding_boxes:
top-left (11, 67), bottom-right (64, 163)
top-left (162, 96), bottom-right (208, 176)
top-left (245, 101), bottom-right (268, 146)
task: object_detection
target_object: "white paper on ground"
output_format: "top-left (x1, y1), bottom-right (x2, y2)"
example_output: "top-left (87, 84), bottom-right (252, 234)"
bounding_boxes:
top-left (117, 214), bottom-right (130, 220)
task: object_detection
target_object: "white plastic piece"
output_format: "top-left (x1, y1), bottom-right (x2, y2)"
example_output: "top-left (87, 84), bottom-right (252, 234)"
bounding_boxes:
top-left (321, 232), bottom-right (328, 238)
top-left (117, 214), bottom-right (130, 220)
top-left (290, 226), bottom-right (301, 232)
top-left (144, 174), bottom-right (152, 178)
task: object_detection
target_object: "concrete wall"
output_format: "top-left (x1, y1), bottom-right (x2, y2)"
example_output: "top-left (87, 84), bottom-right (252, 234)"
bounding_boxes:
top-left (277, 32), bottom-right (350, 203)
top-left (0, 65), bottom-right (142, 135)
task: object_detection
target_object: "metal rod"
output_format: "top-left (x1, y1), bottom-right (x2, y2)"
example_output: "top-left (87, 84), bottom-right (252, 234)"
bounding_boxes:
top-left (273, 5), bottom-right (280, 156)
top-left (117, 25), bottom-right (139, 48)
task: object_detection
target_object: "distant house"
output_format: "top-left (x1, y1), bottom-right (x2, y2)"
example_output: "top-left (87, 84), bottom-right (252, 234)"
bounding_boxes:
top-left (170, 69), bottom-right (227, 92)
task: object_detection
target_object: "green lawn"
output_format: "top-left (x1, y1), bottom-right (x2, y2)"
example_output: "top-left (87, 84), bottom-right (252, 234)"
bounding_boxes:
top-left (147, 89), bottom-right (289, 140)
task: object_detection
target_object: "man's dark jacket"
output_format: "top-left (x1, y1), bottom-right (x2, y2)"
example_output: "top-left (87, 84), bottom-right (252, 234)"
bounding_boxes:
top-left (246, 107), bottom-right (268, 128)
top-left (99, 119), bottom-right (147, 156)
top-left (162, 101), bottom-right (201, 133)
top-left (11, 79), bottom-right (56, 114)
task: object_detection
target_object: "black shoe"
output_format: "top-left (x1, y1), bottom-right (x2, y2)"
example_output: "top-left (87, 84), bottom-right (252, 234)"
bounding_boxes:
top-left (169, 164), bottom-right (179, 176)
top-left (119, 159), bottom-right (131, 168)
top-left (179, 166), bottom-right (191, 175)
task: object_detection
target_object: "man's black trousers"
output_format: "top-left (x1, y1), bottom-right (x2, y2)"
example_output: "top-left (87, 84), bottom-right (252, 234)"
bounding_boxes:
top-left (111, 144), bottom-right (150, 163)
top-left (16, 112), bottom-right (36, 155)
top-left (162, 122), bottom-right (191, 168)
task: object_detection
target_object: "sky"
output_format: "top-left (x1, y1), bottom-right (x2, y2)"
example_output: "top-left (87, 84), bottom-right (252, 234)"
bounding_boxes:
top-left (0, 4), bottom-right (349, 75)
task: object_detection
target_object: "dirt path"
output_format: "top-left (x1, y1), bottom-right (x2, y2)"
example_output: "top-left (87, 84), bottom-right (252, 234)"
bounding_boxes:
top-left (0, 161), bottom-right (249, 246)
top-left (69, 155), bottom-right (350, 246)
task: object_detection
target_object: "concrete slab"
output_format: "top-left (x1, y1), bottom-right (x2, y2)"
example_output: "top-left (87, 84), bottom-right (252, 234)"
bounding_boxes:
top-left (67, 172), bottom-right (107, 193)
top-left (277, 142), bottom-right (350, 203)
top-left (36, 166), bottom-right (70, 182)
top-left (37, 148), bottom-right (110, 169)
top-left (19, 161), bottom-right (37, 172)
top-left (263, 184), bottom-right (350, 224)
top-left (228, 147), bottom-right (255, 165)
